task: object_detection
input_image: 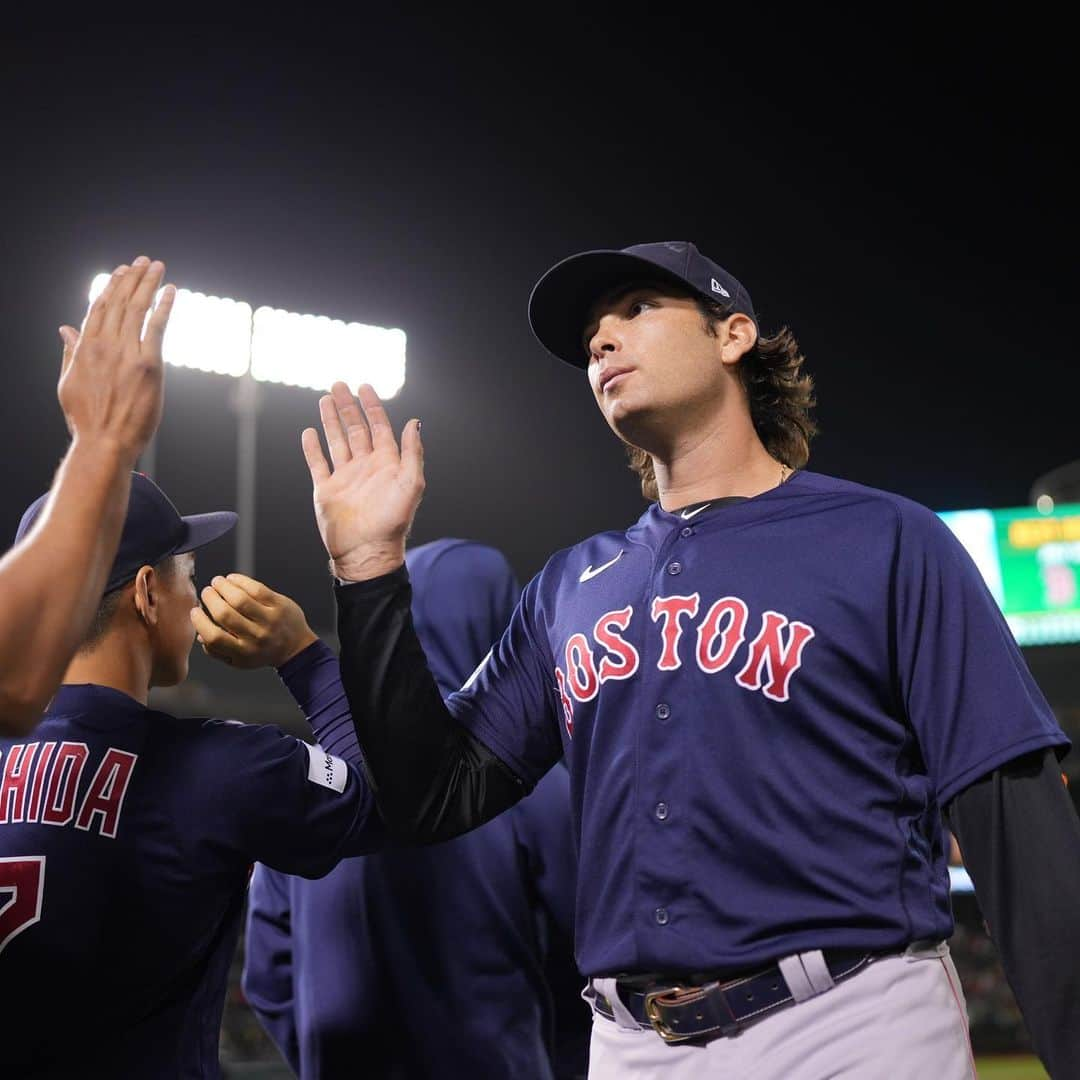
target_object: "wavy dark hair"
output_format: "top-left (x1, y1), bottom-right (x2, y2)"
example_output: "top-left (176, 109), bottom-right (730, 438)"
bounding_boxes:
top-left (626, 294), bottom-right (817, 501)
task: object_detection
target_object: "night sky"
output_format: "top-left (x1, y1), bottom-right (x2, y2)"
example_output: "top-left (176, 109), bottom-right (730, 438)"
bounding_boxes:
top-left (2, 15), bottom-right (1075, 636)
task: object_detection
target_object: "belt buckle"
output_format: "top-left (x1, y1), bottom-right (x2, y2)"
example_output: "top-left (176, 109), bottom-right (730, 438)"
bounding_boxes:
top-left (643, 985), bottom-right (693, 1044)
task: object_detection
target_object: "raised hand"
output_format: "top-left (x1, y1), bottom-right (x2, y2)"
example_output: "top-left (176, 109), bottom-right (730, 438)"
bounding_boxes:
top-left (301, 382), bottom-right (424, 582)
top-left (192, 574), bottom-right (319, 669)
top-left (57, 256), bottom-right (176, 465)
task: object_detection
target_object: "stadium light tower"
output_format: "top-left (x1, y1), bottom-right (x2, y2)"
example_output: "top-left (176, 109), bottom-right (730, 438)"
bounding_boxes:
top-left (88, 276), bottom-right (407, 575)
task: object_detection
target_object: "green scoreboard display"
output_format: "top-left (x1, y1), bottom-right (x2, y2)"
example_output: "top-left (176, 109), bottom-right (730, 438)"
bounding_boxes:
top-left (938, 503), bottom-right (1080, 647)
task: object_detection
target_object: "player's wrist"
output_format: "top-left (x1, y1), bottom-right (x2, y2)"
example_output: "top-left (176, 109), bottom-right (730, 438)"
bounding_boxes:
top-left (277, 627), bottom-right (320, 666)
top-left (330, 543), bottom-right (406, 583)
top-left (66, 433), bottom-right (140, 473)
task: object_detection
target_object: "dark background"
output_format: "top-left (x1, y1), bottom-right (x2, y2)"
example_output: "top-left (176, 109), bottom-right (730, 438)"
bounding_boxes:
top-left (2, 13), bottom-right (1075, 635)
top-left (3, 16), bottom-right (1073, 1074)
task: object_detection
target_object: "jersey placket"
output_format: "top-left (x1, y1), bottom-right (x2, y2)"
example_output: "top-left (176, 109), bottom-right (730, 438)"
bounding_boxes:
top-left (636, 516), bottom-right (699, 964)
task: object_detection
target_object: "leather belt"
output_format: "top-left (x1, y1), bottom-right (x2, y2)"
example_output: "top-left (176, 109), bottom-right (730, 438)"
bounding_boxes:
top-left (593, 948), bottom-right (889, 1044)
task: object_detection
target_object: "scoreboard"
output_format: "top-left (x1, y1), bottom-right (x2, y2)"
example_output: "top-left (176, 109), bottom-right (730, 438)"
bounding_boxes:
top-left (939, 503), bottom-right (1080, 647)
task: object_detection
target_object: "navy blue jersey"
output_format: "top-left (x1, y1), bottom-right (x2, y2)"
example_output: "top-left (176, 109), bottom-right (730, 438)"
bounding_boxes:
top-left (246, 766), bottom-right (579, 1080)
top-left (0, 646), bottom-right (383, 1078)
top-left (244, 540), bottom-right (588, 1079)
top-left (444, 471), bottom-right (1069, 976)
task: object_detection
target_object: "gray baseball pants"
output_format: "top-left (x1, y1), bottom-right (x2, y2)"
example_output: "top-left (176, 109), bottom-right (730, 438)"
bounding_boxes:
top-left (584, 942), bottom-right (977, 1079)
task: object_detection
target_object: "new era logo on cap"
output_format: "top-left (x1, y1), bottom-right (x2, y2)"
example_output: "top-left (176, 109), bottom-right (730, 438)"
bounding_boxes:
top-left (710, 277), bottom-right (731, 298)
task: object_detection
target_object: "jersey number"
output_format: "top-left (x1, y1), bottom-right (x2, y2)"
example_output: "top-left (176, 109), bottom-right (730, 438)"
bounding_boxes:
top-left (0, 856), bottom-right (45, 955)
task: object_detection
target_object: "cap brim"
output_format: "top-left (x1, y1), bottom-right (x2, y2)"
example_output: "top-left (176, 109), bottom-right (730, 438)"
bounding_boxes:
top-left (528, 250), bottom-right (701, 368)
top-left (175, 511), bottom-right (238, 554)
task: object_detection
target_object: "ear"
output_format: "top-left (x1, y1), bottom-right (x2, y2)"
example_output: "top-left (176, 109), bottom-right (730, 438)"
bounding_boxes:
top-left (133, 565), bottom-right (160, 628)
top-left (718, 313), bottom-right (758, 369)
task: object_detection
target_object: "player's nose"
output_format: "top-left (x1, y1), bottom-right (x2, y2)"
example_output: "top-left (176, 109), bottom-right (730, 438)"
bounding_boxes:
top-left (587, 317), bottom-right (621, 362)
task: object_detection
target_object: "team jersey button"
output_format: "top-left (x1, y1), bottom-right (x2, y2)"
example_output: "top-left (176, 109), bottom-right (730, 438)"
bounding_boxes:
top-left (680, 526), bottom-right (693, 538)
top-left (654, 907), bottom-right (670, 925)
top-left (654, 802), bottom-right (669, 820)
top-left (667, 561), bottom-right (682, 575)
top-left (655, 703), bottom-right (671, 720)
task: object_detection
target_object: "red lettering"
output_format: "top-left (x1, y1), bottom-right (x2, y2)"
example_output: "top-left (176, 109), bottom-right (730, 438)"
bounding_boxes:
top-left (696, 598), bottom-right (749, 674)
top-left (0, 856), bottom-right (45, 955)
top-left (650, 594), bottom-right (700, 671)
top-left (735, 611), bottom-right (816, 702)
top-left (594, 607), bottom-right (640, 682)
top-left (75, 749), bottom-right (138, 839)
top-left (0, 744), bottom-right (38, 824)
top-left (564, 634), bottom-right (599, 702)
top-left (41, 742), bottom-right (89, 827)
top-left (555, 667), bottom-right (575, 737)
top-left (25, 742), bottom-right (56, 823)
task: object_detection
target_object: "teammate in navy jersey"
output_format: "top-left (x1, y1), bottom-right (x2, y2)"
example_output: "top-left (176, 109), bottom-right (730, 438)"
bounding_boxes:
top-left (242, 539), bottom-right (588, 1079)
top-left (300, 242), bottom-right (1080, 1078)
top-left (0, 472), bottom-right (384, 1078)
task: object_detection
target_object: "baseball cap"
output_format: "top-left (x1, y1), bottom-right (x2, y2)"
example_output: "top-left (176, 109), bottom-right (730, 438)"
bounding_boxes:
top-left (15, 472), bottom-right (238, 594)
top-left (528, 240), bottom-right (757, 368)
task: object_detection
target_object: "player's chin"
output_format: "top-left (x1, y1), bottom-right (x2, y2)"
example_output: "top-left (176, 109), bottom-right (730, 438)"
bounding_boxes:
top-left (602, 394), bottom-right (654, 441)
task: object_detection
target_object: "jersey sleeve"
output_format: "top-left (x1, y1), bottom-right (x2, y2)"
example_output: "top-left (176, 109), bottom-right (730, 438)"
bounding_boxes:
top-left (334, 566), bottom-right (560, 842)
top-left (893, 505), bottom-right (1069, 804)
top-left (242, 865), bottom-right (301, 1074)
top-left (444, 572), bottom-right (565, 786)
top-left (276, 639), bottom-right (361, 765)
top-left (201, 721), bottom-right (387, 877)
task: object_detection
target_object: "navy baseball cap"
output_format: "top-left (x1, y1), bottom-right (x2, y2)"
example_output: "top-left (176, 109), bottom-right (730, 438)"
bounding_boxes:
top-left (15, 472), bottom-right (237, 595)
top-left (528, 240), bottom-right (757, 368)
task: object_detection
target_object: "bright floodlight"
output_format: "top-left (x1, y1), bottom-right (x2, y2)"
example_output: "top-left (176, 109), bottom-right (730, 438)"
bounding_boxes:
top-left (251, 307), bottom-right (407, 398)
top-left (88, 274), bottom-right (252, 377)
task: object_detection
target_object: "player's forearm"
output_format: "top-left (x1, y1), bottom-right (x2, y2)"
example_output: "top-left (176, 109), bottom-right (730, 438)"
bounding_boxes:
top-left (0, 438), bottom-right (134, 733)
top-left (334, 567), bottom-right (525, 843)
top-left (277, 639), bottom-right (362, 764)
top-left (946, 749), bottom-right (1080, 1079)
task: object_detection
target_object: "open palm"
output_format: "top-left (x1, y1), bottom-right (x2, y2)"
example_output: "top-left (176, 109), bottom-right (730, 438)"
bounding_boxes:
top-left (301, 382), bottom-right (424, 581)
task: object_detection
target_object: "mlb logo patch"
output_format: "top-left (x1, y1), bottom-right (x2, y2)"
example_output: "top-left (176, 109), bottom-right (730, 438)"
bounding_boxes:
top-left (304, 743), bottom-right (348, 793)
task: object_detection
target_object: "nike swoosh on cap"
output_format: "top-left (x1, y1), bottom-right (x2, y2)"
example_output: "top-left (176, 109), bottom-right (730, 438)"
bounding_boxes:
top-left (579, 550), bottom-right (624, 583)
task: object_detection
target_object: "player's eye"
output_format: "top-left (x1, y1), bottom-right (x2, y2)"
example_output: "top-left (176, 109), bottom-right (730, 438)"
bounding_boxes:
top-left (627, 298), bottom-right (653, 318)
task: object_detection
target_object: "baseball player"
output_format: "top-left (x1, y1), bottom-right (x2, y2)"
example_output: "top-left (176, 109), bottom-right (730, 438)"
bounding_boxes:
top-left (1, 258), bottom-right (175, 735)
top-left (299, 241), bottom-right (1080, 1078)
top-left (242, 539), bottom-right (588, 1079)
top-left (0, 472), bottom-right (384, 1078)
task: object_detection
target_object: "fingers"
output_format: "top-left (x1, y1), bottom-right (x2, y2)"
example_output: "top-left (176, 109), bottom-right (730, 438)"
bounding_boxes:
top-left (223, 573), bottom-right (276, 604)
top-left (355, 384), bottom-right (395, 450)
top-left (208, 574), bottom-right (269, 620)
top-left (143, 284), bottom-right (176, 357)
top-left (331, 381), bottom-right (373, 457)
top-left (100, 257), bottom-right (151, 337)
top-left (200, 582), bottom-right (261, 638)
top-left (301, 427), bottom-right (331, 483)
top-left (121, 260), bottom-right (166, 342)
top-left (192, 609), bottom-right (248, 665)
top-left (319, 394), bottom-right (352, 470)
top-left (400, 417), bottom-right (425, 491)
top-left (82, 264), bottom-right (130, 337)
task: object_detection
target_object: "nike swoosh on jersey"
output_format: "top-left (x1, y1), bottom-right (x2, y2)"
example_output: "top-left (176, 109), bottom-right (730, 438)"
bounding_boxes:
top-left (579, 550), bottom-right (624, 583)
top-left (680, 503), bottom-right (712, 520)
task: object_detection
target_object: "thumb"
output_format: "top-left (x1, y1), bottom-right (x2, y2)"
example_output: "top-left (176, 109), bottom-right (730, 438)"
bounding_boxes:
top-left (58, 326), bottom-right (79, 375)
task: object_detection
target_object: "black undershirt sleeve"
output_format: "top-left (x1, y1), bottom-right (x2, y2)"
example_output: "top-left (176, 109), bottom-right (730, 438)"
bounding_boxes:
top-left (945, 749), bottom-right (1080, 1080)
top-left (333, 566), bottom-right (528, 844)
